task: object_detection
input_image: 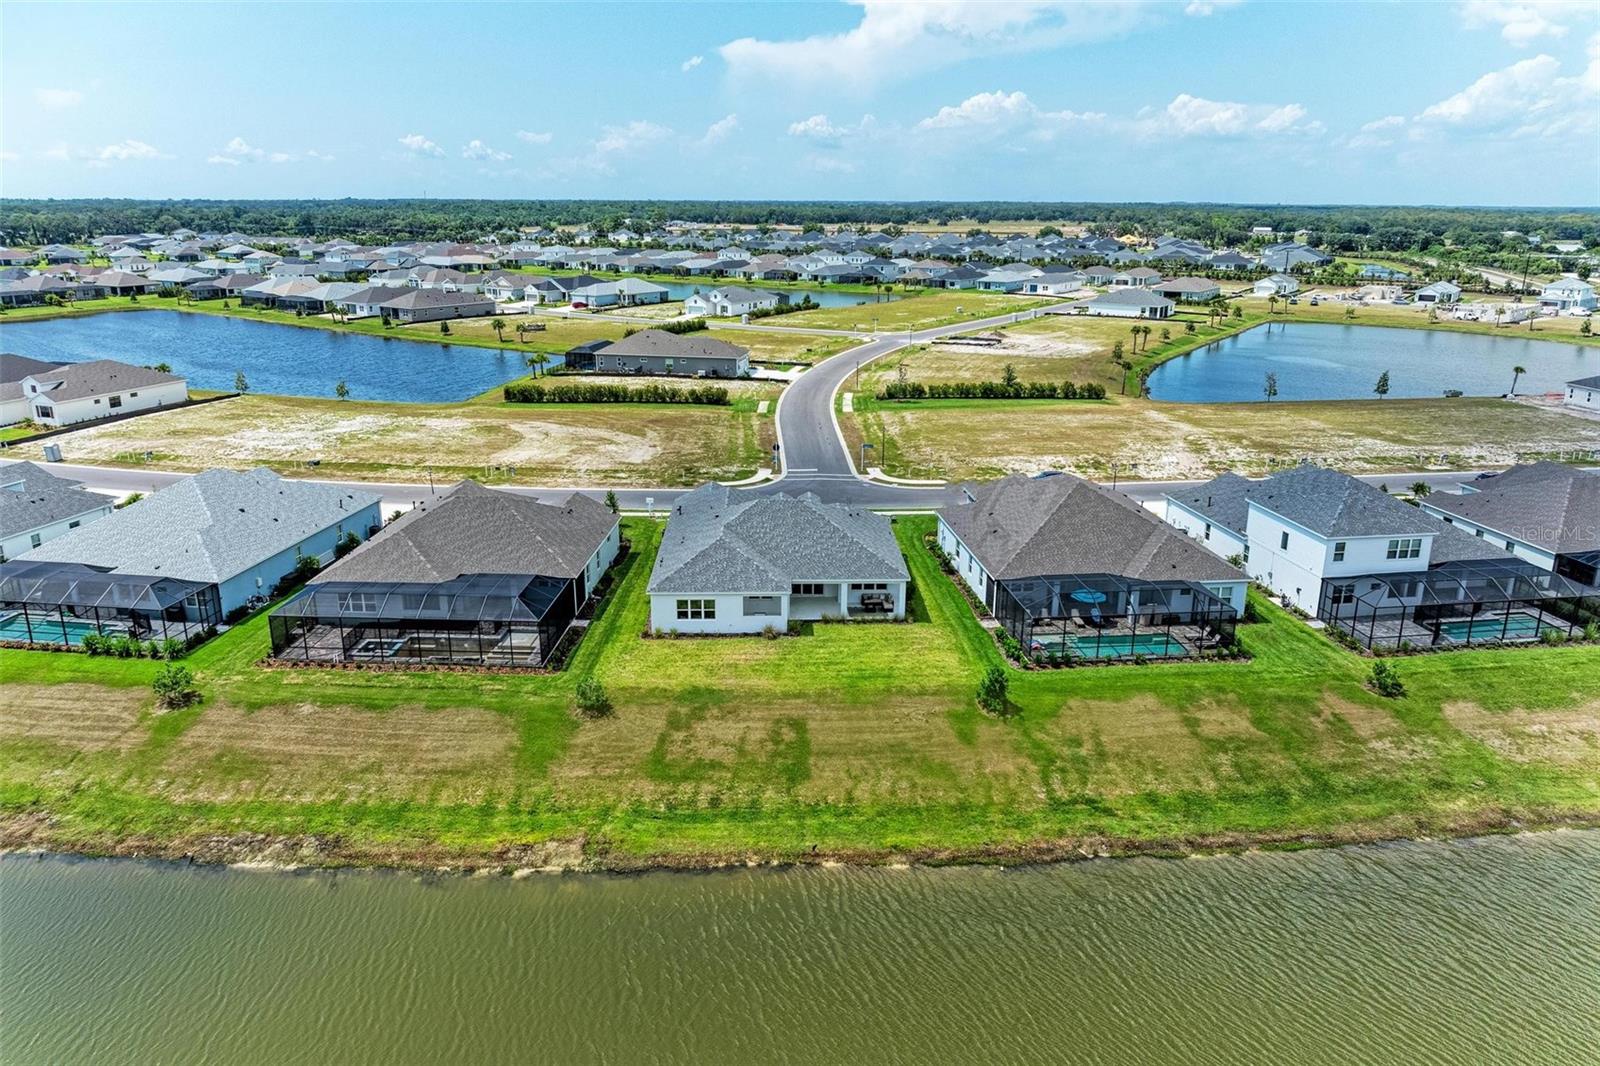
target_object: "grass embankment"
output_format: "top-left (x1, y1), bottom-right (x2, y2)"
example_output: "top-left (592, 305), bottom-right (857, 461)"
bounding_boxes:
top-left (1, 393), bottom-right (772, 487)
top-left (1249, 297), bottom-right (1600, 347)
top-left (0, 297), bottom-right (154, 322)
top-left (3, 516), bottom-right (1599, 870)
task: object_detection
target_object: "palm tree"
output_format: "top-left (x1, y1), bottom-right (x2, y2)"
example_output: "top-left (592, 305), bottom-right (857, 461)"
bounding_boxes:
top-left (526, 351), bottom-right (549, 377)
top-left (1509, 365), bottom-right (1526, 395)
top-left (491, 317), bottom-right (506, 342)
top-left (1410, 481), bottom-right (1432, 499)
top-left (1267, 295), bottom-right (1278, 316)
top-left (1129, 323), bottom-right (1142, 352)
top-left (515, 322), bottom-right (528, 343)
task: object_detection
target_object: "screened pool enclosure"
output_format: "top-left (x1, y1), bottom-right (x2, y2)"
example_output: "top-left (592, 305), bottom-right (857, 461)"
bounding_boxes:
top-left (992, 573), bottom-right (1238, 662)
top-left (268, 572), bottom-right (581, 667)
top-left (1318, 558), bottom-right (1600, 651)
top-left (0, 560), bottom-right (221, 647)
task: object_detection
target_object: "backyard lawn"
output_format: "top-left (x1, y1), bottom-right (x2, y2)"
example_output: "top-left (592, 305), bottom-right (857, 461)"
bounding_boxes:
top-left (3, 516), bottom-right (1599, 869)
top-left (2, 392), bottom-right (772, 486)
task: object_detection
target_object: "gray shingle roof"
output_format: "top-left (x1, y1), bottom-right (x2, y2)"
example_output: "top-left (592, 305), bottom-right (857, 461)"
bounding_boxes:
top-left (20, 468), bottom-right (380, 584)
top-left (311, 481), bottom-right (616, 584)
top-left (2, 354), bottom-right (66, 403)
top-left (648, 483), bottom-right (908, 595)
top-left (0, 462), bottom-right (111, 539)
top-left (1163, 471), bottom-right (1257, 536)
top-left (1568, 374), bottom-right (1600, 389)
top-left (943, 474), bottom-right (1244, 583)
top-left (1425, 462), bottom-right (1599, 553)
top-left (599, 329), bottom-right (748, 362)
top-left (1080, 290), bottom-right (1175, 310)
top-left (24, 359), bottom-right (184, 403)
top-left (1238, 464), bottom-right (1437, 538)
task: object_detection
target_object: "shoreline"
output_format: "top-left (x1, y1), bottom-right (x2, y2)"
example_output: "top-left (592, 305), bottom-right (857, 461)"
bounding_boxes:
top-left (6, 808), bottom-right (1598, 878)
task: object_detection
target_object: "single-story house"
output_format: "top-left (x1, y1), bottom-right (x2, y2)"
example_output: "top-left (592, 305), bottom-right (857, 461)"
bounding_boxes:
top-left (1259, 243), bottom-right (1330, 271)
top-left (269, 480), bottom-right (619, 667)
top-left (1112, 267), bottom-right (1163, 288)
top-left (378, 288), bottom-right (495, 324)
top-left (276, 282), bottom-right (365, 314)
top-left (2, 354), bottom-right (67, 426)
top-left (1421, 462), bottom-right (1600, 587)
top-left (939, 473), bottom-right (1245, 661)
top-left (1253, 273), bottom-right (1299, 297)
top-left (1064, 289), bottom-right (1174, 319)
top-left (1153, 277), bottom-right (1221, 303)
top-left (576, 329), bottom-right (750, 377)
top-left (5, 468), bottom-right (382, 645)
top-left (1083, 265), bottom-right (1118, 285)
top-left (1564, 374), bottom-right (1600, 412)
top-left (39, 245), bottom-right (87, 264)
top-left (567, 278), bottom-right (669, 308)
top-left (1414, 281), bottom-right (1462, 305)
top-left (0, 462), bottom-right (114, 563)
top-left (1539, 274), bottom-right (1597, 313)
top-left (647, 483), bottom-right (909, 634)
top-left (184, 273), bottom-right (261, 300)
top-left (334, 285), bottom-right (412, 319)
top-left (682, 285), bottom-right (782, 317)
top-left (1022, 271), bottom-right (1087, 296)
top-left (13, 359), bottom-right (188, 428)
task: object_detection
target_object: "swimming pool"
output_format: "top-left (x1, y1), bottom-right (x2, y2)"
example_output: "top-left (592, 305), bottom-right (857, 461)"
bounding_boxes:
top-left (1032, 633), bottom-right (1188, 660)
top-left (1435, 611), bottom-right (1550, 643)
top-left (0, 613), bottom-right (108, 646)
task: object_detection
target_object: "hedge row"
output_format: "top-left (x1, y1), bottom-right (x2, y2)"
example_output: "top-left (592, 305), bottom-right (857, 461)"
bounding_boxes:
top-left (625, 317), bottom-right (707, 338)
top-left (879, 380), bottom-right (1108, 400)
top-left (505, 381), bottom-right (731, 405)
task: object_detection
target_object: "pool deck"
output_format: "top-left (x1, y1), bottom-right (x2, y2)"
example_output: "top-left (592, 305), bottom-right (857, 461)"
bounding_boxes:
top-left (1339, 607), bottom-right (1576, 650)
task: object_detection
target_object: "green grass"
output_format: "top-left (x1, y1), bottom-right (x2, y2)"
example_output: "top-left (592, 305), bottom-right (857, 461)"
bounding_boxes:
top-left (4, 516), bottom-right (1600, 869)
top-left (777, 291), bottom-right (1043, 332)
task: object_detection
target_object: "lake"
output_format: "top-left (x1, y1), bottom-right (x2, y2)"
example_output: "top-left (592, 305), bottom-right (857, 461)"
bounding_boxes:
top-left (4, 831), bottom-right (1597, 1064)
top-left (1148, 322), bottom-right (1597, 403)
top-left (0, 311), bottom-right (534, 403)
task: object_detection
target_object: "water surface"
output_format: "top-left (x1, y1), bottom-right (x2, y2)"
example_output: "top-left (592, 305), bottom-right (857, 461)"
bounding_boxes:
top-left (3, 832), bottom-right (1596, 1064)
top-left (0, 311), bottom-right (533, 402)
top-left (1148, 322), bottom-right (1595, 402)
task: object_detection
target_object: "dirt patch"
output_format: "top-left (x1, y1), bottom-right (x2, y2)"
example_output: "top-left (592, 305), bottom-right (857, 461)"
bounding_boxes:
top-left (1444, 700), bottom-right (1600, 767)
top-left (0, 684), bottom-right (149, 752)
top-left (165, 701), bottom-right (519, 799)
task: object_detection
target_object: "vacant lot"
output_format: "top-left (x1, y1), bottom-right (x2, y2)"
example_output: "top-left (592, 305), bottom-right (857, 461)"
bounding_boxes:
top-left (10, 393), bottom-right (772, 486)
top-left (3, 517), bottom-right (1599, 869)
top-left (778, 290), bottom-right (1042, 332)
top-left (846, 394), bottom-right (1600, 481)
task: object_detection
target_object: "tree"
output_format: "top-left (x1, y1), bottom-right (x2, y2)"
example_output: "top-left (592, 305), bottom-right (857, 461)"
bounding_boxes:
top-left (1129, 323), bottom-right (1142, 352)
top-left (1343, 306), bottom-right (1357, 320)
top-left (1185, 321), bottom-right (1197, 334)
top-left (1263, 371), bottom-right (1279, 402)
top-left (1001, 362), bottom-right (1019, 388)
top-left (1230, 304), bottom-right (1242, 319)
top-left (526, 351), bottom-right (549, 377)
top-left (604, 490), bottom-right (619, 514)
top-left (1581, 318), bottom-right (1592, 336)
top-left (491, 316), bottom-right (506, 341)
top-left (1374, 370), bottom-right (1390, 398)
top-left (1509, 365), bottom-right (1526, 395)
top-left (335, 379), bottom-right (350, 400)
top-left (234, 370), bottom-right (249, 394)
top-left (1137, 368), bottom-right (1152, 398)
top-left (1267, 295), bottom-right (1278, 316)
top-left (575, 676), bottom-right (613, 719)
top-left (976, 664), bottom-right (1009, 714)
top-left (1368, 660), bottom-right (1405, 699)
top-left (152, 663), bottom-right (201, 709)
top-left (1410, 481), bottom-right (1432, 499)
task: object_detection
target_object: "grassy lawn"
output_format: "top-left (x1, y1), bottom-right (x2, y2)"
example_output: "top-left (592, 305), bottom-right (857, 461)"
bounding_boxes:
top-left (713, 329), bottom-right (859, 366)
top-left (0, 297), bottom-right (151, 321)
top-left (777, 290), bottom-right (1043, 332)
top-left (3, 515), bottom-right (1598, 868)
top-left (1, 393), bottom-right (771, 486)
top-left (845, 394), bottom-right (1600, 482)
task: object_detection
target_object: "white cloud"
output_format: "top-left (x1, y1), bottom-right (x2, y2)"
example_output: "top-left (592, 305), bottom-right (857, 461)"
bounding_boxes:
top-left (206, 154), bottom-right (242, 166)
top-left (593, 120), bottom-right (672, 154)
top-left (1345, 113), bottom-right (1407, 148)
top-left (700, 113), bottom-right (739, 144)
top-left (914, 89), bottom-right (1102, 139)
top-left (788, 114), bottom-right (845, 140)
top-left (516, 130), bottom-right (553, 145)
top-left (42, 144), bottom-right (71, 162)
top-left (1459, 1), bottom-right (1579, 45)
top-left (721, 0), bottom-right (1160, 88)
top-left (1415, 51), bottom-right (1597, 137)
top-left (94, 139), bottom-right (163, 161)
top-left (462, 138), bottom-right (512, 161)
top-left (1139, 93), bottom-right (1322, 137)
top-left (681, 54), bottom-right (703, 71)
top-left (34, 88), bottom-right (83, 108)
top-left (804, 154), bottom-right (857, 174)
top-left (211, 137), bottom-right (297, 164)
top-left (398, 133), bottom-right (445, 157)
top-left (306, 149), bottom-right (335, 162)
top-left (0, 150), bottom-right (21, 163)
top-left (1184, 0), bottom-right (1242, 14)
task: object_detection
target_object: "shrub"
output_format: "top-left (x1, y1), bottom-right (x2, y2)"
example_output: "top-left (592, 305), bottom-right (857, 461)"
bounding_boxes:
top-left (503, 381), bottom-right (730, 405)
top-left (1585, 622), bottom-right (1600, 642)
top-left (623, 317), bottom-right (706, 336)
top-left (761, 624), bottom-right (781, 640)
top-left (271, 554), bottom-right (324, 597)
top-left (1540, 628), bottom-right (1568, 646)
top-left (1369, 660), bottom-right (1406, 699)
top-left (879, 379), bottom-right (1106, 402)
top-left (574, 677), bottom-right (613, 719)
top-left (977, 664), bottom-right (1009, 714)
top-left (334, 530), bottom-right (362, 559)
top-left (80, 632), bottom-right (108, 656)
top-left (152, 663), bottom-right (201, 709)
top-left (159, 637), bottom-right (185, 660)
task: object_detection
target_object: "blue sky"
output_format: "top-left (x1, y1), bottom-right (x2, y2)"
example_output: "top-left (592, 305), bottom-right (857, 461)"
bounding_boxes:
top-left (3, 1), bottom-right (1597, 205)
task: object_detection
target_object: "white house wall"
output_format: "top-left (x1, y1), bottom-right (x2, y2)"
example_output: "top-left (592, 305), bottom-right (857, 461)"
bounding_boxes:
top-left (1162, 499), bottom-right (1249, 564)
top-left (0, 502), bottom-right (114, 562)
top-left (29, 379), bottom-right (188, 428)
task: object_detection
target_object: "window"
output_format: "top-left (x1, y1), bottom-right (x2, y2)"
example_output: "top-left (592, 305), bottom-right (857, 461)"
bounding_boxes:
top-left (34, 404), bottom-right (53, 419)
top-left (68, 520), bottom-right (80, 529)
top-left (337, 591), bottom-right (379, 613)
top-left (30, 533), bottom-right (42, 548)
top-left (109, 394), bottom-right (123, 409)
top-left (743, 596), bottom-right (780, 616)
top-left (1385, 537), bottom-right (1422, 560)
top-left (676, 598), bottom-right (715, 620)
top-left (850, 583), bottom-right (888, 591)
top-left (1505, 540), bottom-right (1515, 552)
top-left (1332, 541), bottom-right (1346, 562)
top-left (1280, 531), bottom-right (1290, 550)
top-left (1203, 522), bottom-right (1212, 540)
top-left (1328, 582), bottom-right (1357, 607)
top-left (792, 583), bottom-right (826, 596)
top-left (1442, 516), bottom-right (1453, 525)
top-left (1393, 579), bottom-right (1420, 598)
